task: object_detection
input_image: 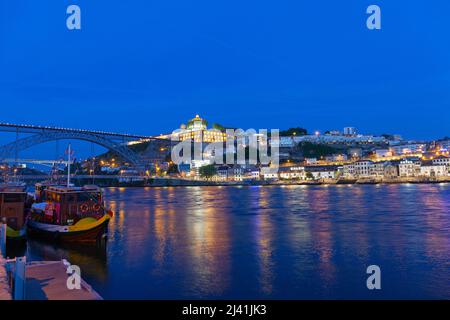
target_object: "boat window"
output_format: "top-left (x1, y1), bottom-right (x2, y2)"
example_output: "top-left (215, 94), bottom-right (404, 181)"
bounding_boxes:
top-left (6, 217), bottom-right (18, 229)
top-left (48, 193), bottom-right (61, 202)
top-left (78, 193), bottom-right (94, 202)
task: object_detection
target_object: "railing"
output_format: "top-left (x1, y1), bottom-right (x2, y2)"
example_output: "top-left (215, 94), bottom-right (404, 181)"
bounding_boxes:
top-left (0, 224), bottom-right (26, 300)
top-left (0, 224), bottom-right (5, 258)
top-left (0, 122), bottom-right (165, 141)
top-left (0, 231), bottom-right (12, 299)
top-left (14, 174), bottom-right (149, 180)
top-left (7, 257), bottom-right (26, 300)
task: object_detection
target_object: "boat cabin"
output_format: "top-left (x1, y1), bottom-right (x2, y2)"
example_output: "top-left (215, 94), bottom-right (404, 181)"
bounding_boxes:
top-left (0, 184), bottom-right (27, 231)
top-left (35, 181), bottom-right (61, 203)
top-left (32, 185), bottom-right (105, 226)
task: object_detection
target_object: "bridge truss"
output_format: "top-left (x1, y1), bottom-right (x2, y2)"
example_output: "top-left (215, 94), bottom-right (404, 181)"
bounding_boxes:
top-left (0, 122), bottom-right (170, 173)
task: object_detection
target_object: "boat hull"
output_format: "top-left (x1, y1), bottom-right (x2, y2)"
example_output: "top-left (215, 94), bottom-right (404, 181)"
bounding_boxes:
top-left (6, 226), bottom-right (27, 242)
top-left (27, 215), bottom-right (110, 244)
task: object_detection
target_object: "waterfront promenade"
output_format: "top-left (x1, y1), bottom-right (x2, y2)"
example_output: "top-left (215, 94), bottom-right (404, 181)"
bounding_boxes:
top-left (0, 224), bottom-right (101, 300)
top-left (0, 255), bottom-right (11, 300)
top-left (0, 225), bottom-right (11, 300)
top-left (13, 175), bottom-right (450, 188)
top-left (25, 261), bottom-right (102, 300)
top-left (0, 258), bottom-right (103, 300)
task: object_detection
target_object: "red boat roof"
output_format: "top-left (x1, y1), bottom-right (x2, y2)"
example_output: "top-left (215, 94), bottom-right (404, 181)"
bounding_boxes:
top-left (0, 183), bottom-right (26, 193)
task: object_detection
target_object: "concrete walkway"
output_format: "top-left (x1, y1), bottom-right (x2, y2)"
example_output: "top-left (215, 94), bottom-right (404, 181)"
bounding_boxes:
top-left (25, 261), bottom-right (102, 300)
top-left (0, 256), bottom-right (11, 300)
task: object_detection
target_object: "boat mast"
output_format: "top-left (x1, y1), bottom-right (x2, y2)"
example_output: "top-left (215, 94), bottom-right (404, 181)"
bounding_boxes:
top-left (67, 143), bottom-right (71, 187)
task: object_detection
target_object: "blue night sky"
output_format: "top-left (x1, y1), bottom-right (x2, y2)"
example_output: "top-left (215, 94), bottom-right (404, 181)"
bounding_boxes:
top-left (0, 0), bottom-right (449, 147)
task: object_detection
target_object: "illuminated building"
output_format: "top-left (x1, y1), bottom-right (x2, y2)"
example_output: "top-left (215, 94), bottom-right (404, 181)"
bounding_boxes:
top-left (289, 134), bottom-right (386, 145)
top-left (174, 115), bottom-right (227, 143)
top-left (305, 167), bottom-right (336, 180)
top-left (399, 158), bottom-right (421, 177)
top-left (375, 149), bottom-right (393, 159)
top-left (227, 165), bottom-right (244, 181)
top-left (432, 156), bottom-right (450, 167)
top-left (420, 165), bottom-right (448, 177)
top-left (371, 161), bottom-right (390, 177)
top-left (353, 160), bottom-right (374, 177)
top-left (390, 143), bottom-right (426, 155)
top-left (343, 127), bottom-right (357, 136)
top-left (216, 166), bottom-right (229, 181)
top-left (278, 166), bottom-right (305, 179)
top-left (325, 154), bottom-right (348, 162)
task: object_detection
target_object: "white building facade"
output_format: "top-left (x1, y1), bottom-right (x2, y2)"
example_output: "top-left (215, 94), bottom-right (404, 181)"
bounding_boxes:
top-left (353, 160), bottom-right (374, 177)
top-left (399, 159), bottom-right (421, 177)
top-left (420, 165), bottom-right (448, 177)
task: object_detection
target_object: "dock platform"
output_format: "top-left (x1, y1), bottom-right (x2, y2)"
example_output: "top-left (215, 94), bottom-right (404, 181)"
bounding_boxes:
top-left (25, 261), bottom-right (102, 300)
top-left (0, 224), bottom-right (11, 300)
top-left (0, 256), bottom-right (11, 300)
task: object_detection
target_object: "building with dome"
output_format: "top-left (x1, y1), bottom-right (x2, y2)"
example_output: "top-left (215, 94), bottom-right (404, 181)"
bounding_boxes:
top-left (174, 115), bottom-right (227, 143)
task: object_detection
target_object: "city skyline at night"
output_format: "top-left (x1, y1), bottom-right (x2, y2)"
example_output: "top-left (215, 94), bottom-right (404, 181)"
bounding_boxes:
top-left (1, 1), bottom-right (450, 141)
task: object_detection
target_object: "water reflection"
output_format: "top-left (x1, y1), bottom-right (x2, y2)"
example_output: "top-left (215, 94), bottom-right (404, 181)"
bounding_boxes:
top-left (23, 184), bottom-right (450, 299)
top-left (254, 186), bottom-right (274, 295)
top-left (26, 239), bottom-right (108, 284)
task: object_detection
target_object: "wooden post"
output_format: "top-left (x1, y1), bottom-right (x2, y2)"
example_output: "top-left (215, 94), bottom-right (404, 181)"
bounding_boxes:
top-left (0, 223), bottom-right (6, 258)
top-left (14, 256), bottom-right (26, 300)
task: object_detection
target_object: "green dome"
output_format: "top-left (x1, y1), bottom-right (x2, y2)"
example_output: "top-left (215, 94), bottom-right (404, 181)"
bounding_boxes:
top-left (187, 115), bottom-right (208, 129)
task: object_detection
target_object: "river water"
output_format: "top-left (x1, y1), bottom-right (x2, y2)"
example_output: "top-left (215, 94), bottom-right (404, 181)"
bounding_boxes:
top-left (24, 184), bottom-right (450, 299)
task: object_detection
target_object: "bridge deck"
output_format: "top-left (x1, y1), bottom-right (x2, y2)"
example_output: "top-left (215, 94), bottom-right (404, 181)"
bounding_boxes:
top-left (0, 122), bottom-right (165, 140)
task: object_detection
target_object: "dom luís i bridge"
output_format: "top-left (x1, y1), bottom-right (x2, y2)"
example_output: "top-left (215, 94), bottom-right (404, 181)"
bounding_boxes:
top-left (0, 122), bottom-right (171, 174)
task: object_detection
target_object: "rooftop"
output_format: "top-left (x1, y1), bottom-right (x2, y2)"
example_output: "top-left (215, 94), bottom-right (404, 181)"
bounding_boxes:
top-left (46, 185), bottom-right (101, 193)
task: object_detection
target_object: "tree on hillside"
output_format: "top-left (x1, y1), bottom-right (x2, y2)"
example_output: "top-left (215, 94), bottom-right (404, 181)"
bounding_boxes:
top-left (305, 172), bottom-right (314, 180)
top-left (298, 142), bottom-right (337, 158)
top-left (212, 123), bottom-right (227, 132)
top-left (280, 127), bottom-right (308, 136)
top-left (199, 165), bottom-right (217, 180)
top-left (166, 163), bottom-right (179, 175)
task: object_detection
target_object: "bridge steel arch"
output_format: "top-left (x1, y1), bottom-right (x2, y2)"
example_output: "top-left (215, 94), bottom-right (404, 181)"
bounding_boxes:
top-left (0, 131), bottom-right (145, 172)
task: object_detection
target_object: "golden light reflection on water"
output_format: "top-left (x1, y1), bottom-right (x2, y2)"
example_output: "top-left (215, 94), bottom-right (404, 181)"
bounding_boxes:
top-left (285, 188), bottom-right (311, 260)
top-left (152, 189), bottom-right (177, 271)
top-left (255, 187), bottom-right (274, 295)
top-left (418, 185), bottom-right (450, 262)
top-left (184, 188), bottom-right (231, 296)
top-left (336, 186), bottom-right (370, 257)
top-left (26, 184), bottom-right (448, 299)
top-left (306, 187), bottom-right (336, 284)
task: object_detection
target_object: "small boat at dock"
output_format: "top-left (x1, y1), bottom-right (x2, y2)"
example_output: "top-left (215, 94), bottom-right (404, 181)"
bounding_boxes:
top-left (0, 183), bottom-right (29, 242)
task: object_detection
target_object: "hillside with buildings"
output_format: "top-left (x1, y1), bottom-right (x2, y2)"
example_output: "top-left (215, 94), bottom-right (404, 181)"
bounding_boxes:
top-left (79, 114), bottom-right (449, 184)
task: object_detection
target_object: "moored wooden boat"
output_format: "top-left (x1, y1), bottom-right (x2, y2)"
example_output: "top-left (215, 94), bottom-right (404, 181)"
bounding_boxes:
top-left (0, 183), bottom-right (28, 242)
top-left (27, 185), bottom-right (113, 244)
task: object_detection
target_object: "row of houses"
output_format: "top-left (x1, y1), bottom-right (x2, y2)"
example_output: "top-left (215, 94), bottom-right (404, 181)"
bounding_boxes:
top-left (213, 156), bottom-right (450, 181)
top-left (211, 164), bottom-right (338, 182)
top-left (342, 157), bottom-right (450, 179)
top-left (94, 156), bottom-right (450, 183)
top-left (215, 165), bottom-right (260, 182)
